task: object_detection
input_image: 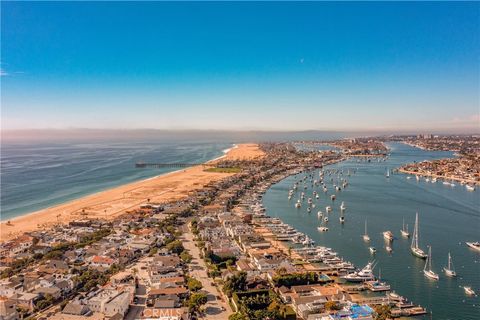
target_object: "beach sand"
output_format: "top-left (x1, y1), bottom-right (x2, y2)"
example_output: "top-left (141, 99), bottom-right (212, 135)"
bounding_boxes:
top-left (0, 143), bottom-right (264, 243)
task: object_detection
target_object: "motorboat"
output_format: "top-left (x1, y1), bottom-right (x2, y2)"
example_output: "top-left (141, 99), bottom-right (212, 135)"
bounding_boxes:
top-left (342, 261), bottom-right (376, 282)
top-left (466, 241), bottom-right (480, 252)
top-left (383, 231), bottom-right (394, 242)
top-left (464, 286), bottom-right (475, 296)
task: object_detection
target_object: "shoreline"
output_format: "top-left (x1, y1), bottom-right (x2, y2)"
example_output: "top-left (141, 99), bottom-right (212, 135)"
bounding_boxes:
top-left (397, 168), bottom-right (478, 186)
top-left (3, 144), bottom-right (236, 219)
top-left (0, 143), bottom-right (263, 243)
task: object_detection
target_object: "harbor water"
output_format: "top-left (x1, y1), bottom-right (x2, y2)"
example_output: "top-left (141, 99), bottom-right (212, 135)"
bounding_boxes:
top-left (263, 142), bottom-right (480, 319)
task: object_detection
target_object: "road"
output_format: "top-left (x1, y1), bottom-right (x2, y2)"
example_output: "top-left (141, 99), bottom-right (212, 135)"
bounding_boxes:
top-left (181, 225), bottom-right (231, 319)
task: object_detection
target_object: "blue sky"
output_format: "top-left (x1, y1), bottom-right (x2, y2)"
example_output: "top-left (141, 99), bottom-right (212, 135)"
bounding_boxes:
top-left (1, 1), bottom-right (479, 132)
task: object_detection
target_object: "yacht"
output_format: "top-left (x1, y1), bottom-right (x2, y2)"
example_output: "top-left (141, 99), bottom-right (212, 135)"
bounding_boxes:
top-left (383, 231), bottom-right (394, 242)
top-left (324, 217), bottom-right (329, 222)
top-left (369, 247), bottom-right (377, 254)
top-left (363, 220), bottom-right (370, 242)
top-left (406, 176), bottom-right (411, 180)
top-left (342, 261), bottom-right (376, 282)
top-left (400, 218), bottom-right (410, 238)
top-left (423, 246), bottom-right (439, 280)
top-left (386, 246), bottom-right (393, 253)
top-left (326, 206), bottom-right (332, 213)
top-left (330, 195), bottom-right (336, 201)
top-left (307, 207), bottom-right (311, 213)
top-left (386, 169), bottom-right (390, 178)
top-left (443, 252), bottom-right (456, 277)
top-left (315, 194), bottom-right (320, 199)
top-left (317, 211), bottom-right (323, 218)
top-left (295, 201), bottom-right (301, 208)
top-left (464, 286), bottom-right (475, 296)
top-left (466, 241), bottom-right (480, 252)
top-left (411, 213), bottom-right (427, 259)
top-left (339, 213), bottom-right (345, 223)
top-left (366, 269), bottom-right (391, 291)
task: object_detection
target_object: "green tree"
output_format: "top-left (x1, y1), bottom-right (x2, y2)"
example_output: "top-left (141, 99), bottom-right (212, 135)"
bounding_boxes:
top-left (223, 271), bottom-right (247, 297)
top-left (374, 305), bottom-right (392, 320)
top-left (229, 312), bottom-right (248, 320)
top-left (180, 251), bottom-right (192, 263)
top-left (325, 301), bottom-right (341, 311)
top-left (188, 292), bottom-right (208, 313)
top-left (187, 277), bottom-right (203, 291)
top-left (166, 240), bottom-right (185, 254)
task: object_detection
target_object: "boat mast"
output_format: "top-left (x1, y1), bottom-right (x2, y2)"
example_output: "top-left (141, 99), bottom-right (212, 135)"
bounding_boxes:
top-left (411, 212), bottom-right (419, 249)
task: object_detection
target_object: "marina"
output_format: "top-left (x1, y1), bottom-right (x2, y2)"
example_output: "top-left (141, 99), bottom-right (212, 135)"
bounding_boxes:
top-left (263, 142), bottom-right (480, 319)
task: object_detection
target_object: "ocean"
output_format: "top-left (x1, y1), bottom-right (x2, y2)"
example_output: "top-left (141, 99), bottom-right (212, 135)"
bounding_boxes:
top-left (0, 140), bottom-right (232, 220)
top-left (263, 142), bottom-right (480, 319)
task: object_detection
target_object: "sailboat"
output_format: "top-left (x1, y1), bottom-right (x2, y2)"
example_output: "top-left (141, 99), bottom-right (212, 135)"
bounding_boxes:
top-left (363, 219), bottom-right (370, 242)
top-left (317, 218), bottom-right (329, 232)
top-left (411, 213), bottom-right (427, 259)
top-left (339, 209), bottom-right (345, 223)
top-left (386, 169), bottom-right (390, 178)
top-left (443, 252), bottom-right (456, 277)
top-left (423, 246), bottom-right (439, 280)
top-left (400, 218), bottom-right (410, 238)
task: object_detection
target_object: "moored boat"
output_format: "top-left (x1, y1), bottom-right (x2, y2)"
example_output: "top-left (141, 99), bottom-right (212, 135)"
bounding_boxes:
top-left (423, 246), bottom-right (439, 280)
top-left (443, 252), bottom-right (456, 277)
top-left (466, 241), bottom-right (480, 252)
top-left (464, 286), bottom-right (475, 296)
top-left (383, 230), bottom-right (394, 242)
top-left (363, 219), bottom-right (370, 242)
top-left (411, 213), bottom-right (427, 259)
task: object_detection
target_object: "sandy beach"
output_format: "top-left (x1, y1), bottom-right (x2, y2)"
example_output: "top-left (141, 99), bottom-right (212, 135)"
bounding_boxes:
top-left (0, 143), bottom-right (264, 243)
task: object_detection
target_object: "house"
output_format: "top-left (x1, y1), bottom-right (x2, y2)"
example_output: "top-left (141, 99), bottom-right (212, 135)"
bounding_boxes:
top-left (0, 297), bottom-right (18, 320)
top-left (90, 256), bottom-right (115, 269)
top-left (14, 292), bottom-right (39, 312)
top-left (86, 288), bottom-right (130, 317)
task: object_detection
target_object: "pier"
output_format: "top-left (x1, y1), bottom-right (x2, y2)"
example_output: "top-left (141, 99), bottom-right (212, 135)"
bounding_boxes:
top-left (135, 162), bottom-right (216, 168)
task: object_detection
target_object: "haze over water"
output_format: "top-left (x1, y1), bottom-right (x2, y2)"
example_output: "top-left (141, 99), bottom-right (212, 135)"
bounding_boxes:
top-left (0, 141), bottom-right (232, 220)
top-left (263, 142), bottom-right (480, 319)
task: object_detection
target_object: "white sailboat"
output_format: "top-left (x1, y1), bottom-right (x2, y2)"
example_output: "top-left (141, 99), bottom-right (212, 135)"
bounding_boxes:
top-left (400, 218), bottom-right (410, 238)
top-left (443, 252), bottom-right (456, 277)
top-left (411, 213), bottom-right (427, 259)
top-left (339, 210), bottom-right (345, 223)
top-left (386, 169), bottom-right (390, 178)
top-left (423, 246), bottom-right (439, 280)
top-left (363, 219), bottom-right (370, 242)
top-left (318, 217), bottom-right (329, 232)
